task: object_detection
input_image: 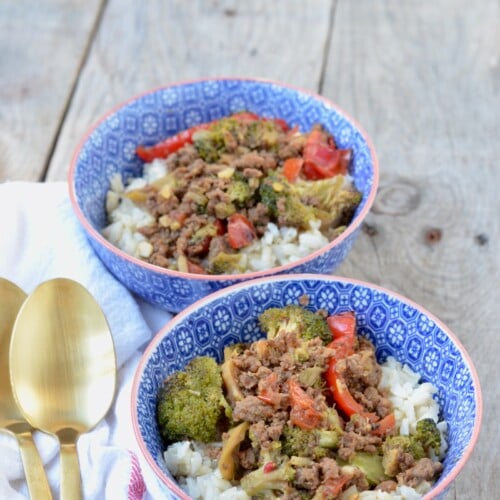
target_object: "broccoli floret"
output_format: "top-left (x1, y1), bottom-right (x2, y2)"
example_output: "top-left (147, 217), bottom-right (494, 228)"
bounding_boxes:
top-left (381, 435), bottom-right (425, 477)
top-left (281, 425), bottom-right (339, 460)
top-left (239, 459), bottom-right (296, 498)
top-left (292, 177), bottom-right (362, 235)
top-left (258, 305), bottom-right (331, 344)
top-left (258, 173), bottom-right (316, 230)
top-left (259, 171), bottom-right (362, 235)
top-left (246, 119), bottom-right (281, 150)
top-left (157, 356), bottom-right (228, 443)
top-left (193, 118), bottom-right (237, 162)
top-left (225, 173), bottom-right (252, 206)
top-left (208, 251), bottom-right (244, 274)
top-left (413, 418), bottom-right (441, 455)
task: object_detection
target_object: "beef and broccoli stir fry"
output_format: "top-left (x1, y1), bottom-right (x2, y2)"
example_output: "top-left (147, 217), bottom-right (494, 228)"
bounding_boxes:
top-left (157, 306), bottom-right (444, 498)
top-left (109, 113), bottom-right (361, 274)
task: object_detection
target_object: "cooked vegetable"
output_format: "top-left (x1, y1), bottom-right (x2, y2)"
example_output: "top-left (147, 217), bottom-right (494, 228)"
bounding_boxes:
top-left (325, 312), bottom-right (379, 423)
top-left (136, 122), bottom-right (210, 162)
top-left (281, 424), bottom-right (340, 460)
top-left (413, 418), bottom-right (442, 455)
top-left (157, 356), bottom-right (229, 443)
top-left (159, 305), bottom-right (446, 498)
top-left (239, 458), bottom-right (296, 497)
top-left (382, 435), bottom-right (426, 477)
top-left (258, 304), bottom-right (331, 344)
top-left (302, 125), bottom-right (352, 179)
top-left (348, 452), bottom-right (387, 486)
top-left (227, 213), bottom-right (257, 249)
top-left (218, 421), bottom-right (250, 480)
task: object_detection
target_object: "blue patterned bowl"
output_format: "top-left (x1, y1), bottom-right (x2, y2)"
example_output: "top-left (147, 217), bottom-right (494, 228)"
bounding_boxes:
top-left (69, 78), bottom-right (378, 312)
top-left (131, 274), bottom-right (482, 500)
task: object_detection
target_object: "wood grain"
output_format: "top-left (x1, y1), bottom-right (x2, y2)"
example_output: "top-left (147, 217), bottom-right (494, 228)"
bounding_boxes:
top-left (1, 0), bottom-right (498, 497)
top-left (46, 0), bottom-right (333, 180)
top-left (326, 1), bottom-right (500, 497)
top-left (0, 0), bottom-right (103, 181)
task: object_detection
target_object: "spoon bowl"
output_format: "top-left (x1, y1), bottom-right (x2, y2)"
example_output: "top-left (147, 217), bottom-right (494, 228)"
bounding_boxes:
top-left (0, 278), bottom-right (52, 499)
top-left (9, 278), bottom-right (117, 500)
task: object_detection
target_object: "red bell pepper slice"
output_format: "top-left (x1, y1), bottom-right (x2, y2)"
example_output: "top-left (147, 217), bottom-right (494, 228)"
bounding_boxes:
top-left (186, 259), bottom-right (207, 275)
top-left (282, 157), bottom-right (304, 183)
top-left (327, 311), bottom-right (356, 343)
top-left (325, 366), bottom-right (379, 423)
top-left (227, 214), bottom-right (257, 249)
top-left (288, 379), bottom-right (324, 430)
top-left (325, 311), bottom-right (379, 423)
top-left (302, 128), bottom-right (351, 179)
top-left (371, 412), bottom-right (396, 436)
top-left (136, 122), bottom-right (211, 162)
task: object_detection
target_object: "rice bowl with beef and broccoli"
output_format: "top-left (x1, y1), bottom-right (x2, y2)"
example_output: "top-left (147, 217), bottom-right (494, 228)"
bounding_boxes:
top-left (156, 305), bottom-right (448, 499)
top-left (102, 112), bottom-right (362, 275)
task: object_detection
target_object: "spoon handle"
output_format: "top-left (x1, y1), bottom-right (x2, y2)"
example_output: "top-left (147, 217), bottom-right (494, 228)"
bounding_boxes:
top-left (60, 442), bottom-right (81, 500)
top-left (15, 430), bottom-right (53, 500)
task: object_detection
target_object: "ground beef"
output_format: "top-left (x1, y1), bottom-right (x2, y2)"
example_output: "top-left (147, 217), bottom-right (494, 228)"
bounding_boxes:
top-left (398, 458), bottom-right (443, 488)
top-left (232, 396), bottom-right (277, 423)
top-left (338, 431), bottom-right (383, 460)
top-left (294, 464), bottom-right (321, 491)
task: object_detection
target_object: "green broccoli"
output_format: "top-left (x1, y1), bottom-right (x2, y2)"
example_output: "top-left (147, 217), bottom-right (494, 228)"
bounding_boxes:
top-left (239, 458), bottom-right (296, 498)
top-left (156, 356), bottom-right (229, 443)
top-left (413, 418), bottom-right (441, 455)
top-left (292, 177), bottom-right (362, 235)
top-left (281, 425), bottom-right (339, 460)
top-left (258, 304), bottom-right (331, 344)
top-left (192, 118), bottom-right (237, 162)
top-left (225, 173), bottom-right (252, 206)
top-left (258, 173), bottom-right (316, 230)
top-left (245, 119), bottom-right (281, 150)
top-left (207, 250), bottom-right (244, 274)
top-left (258, 171), bottom-right (362, 235)
top-left (381, 435), bottom-right (425, 477)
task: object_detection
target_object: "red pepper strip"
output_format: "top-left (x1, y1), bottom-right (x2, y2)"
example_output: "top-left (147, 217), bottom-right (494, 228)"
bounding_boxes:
top-left (302, 128), bottom-right (350, 179)
top-left (136, 123), bottom-right (211, 162)
top-left (325, 311), bottom-right (379, 423)
top-left (186, 259), bottom-right (207, 275)
top-left (327, 311), bottom-right (357, 343)
top-left (288, 379), bottom-right (324, 430)
top-left (371, 412), bottom-right (396, 436)
top-left (271, 118), bottom-right (289, 132)
top-left (227, 213), bottom-right (257, 249)
top-left (325, 366), bottom-right (379, 423)
top-left (230, 111), bottom-right (260, 122)
top-left (282, 157), bottom-right (304, 183)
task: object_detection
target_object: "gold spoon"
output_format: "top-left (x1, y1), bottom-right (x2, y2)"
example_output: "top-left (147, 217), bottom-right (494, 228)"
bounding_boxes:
top-left (9, 278), bottom-right (117, 500)
top-left (0, 278), bottom-right (53, 499)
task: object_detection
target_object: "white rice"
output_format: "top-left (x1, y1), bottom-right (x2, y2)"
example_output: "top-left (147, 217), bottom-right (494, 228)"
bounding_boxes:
top-left (163, 357), bottom-right (447, 500)
top-left (102, 160), bottom-right (333, 271)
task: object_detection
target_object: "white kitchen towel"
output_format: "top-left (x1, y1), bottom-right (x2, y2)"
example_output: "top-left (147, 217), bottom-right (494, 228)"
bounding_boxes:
top-left (0, 181), bottom-right (173, 499)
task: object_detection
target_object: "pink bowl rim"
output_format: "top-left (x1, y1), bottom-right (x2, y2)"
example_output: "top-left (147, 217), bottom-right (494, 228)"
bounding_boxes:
top-left (130, 273), bottom-right (483, 500)
top-left (68, 76), bottom-right (379, 282)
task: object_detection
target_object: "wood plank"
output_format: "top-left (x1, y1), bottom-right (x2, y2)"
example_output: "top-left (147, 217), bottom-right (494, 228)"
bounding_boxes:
top-left (0, 0), bottom-right (103, 182)
top-left (324, 1), bottom-right (500, 497)
top-left (46, 0), bottom-right (333, 180)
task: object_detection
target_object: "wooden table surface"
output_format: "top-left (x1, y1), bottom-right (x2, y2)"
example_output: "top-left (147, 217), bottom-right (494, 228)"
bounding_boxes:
top-left (1, 1), bottom-right (497, 498)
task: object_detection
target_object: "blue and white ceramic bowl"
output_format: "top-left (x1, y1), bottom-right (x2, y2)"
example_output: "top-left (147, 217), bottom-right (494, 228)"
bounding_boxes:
top-left (69, 78), bottom-right (378, 312)
top-left (131, 274), bottom-right (482, 500)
